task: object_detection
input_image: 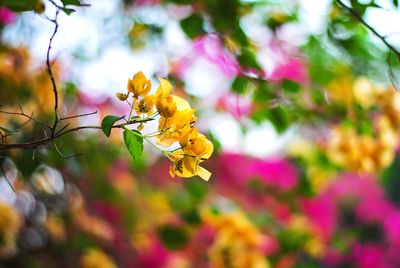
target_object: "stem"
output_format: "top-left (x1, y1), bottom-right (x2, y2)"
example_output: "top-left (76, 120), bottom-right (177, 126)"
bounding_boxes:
top-left (335, 0), bottom-right (400, 60)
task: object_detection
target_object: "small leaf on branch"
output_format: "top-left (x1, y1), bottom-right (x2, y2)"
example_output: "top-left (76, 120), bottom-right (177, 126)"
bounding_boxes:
top-left (61, 7), bottom-right (75, 15)
top-left (101, 115), bottom-right (122, 137)
top-left (123, 129), bottom-right (144, 162)
top-left (61, 0), bottom-right (83, 6)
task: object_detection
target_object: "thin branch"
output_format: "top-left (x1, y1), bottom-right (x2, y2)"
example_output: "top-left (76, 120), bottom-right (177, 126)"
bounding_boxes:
top-left (60, 111), bottom-right (98, 120)
top-left (0, 163), bottom-right (16, 192)
top-left (0, 117), bottom-right (155, 150)
top-left (45, 4), bottom-right (60, 138)
top-left (0, 108), bottom-right (52, 129)
top-left (335, 0), bottom-right (400, 60)
top-left (52, 140), bottom-right (82, 159)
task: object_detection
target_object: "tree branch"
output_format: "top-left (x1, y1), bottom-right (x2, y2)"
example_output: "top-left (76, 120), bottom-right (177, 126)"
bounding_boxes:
top-left (45, 2), bottom-right (60, 138)
top-left (335, 0), bottom-right (400, 60)
top-left (0, 118), bottom-right (155, 150)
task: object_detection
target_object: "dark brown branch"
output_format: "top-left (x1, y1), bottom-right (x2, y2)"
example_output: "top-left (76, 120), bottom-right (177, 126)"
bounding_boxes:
top-left (0, 107), bottom-right (52, 129)
top-left (0, 118), bottom-right (155, 150)
top-left (60, 111), bottom-right (98, 120)
top-left (46, 3), bottom-right (60, 138)
top-left (335, 0), bottom-right (400, 60)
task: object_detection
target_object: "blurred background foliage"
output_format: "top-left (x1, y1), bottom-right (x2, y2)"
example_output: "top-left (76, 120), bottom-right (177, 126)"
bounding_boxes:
top-left (2, 0), bottom-right (400, 267)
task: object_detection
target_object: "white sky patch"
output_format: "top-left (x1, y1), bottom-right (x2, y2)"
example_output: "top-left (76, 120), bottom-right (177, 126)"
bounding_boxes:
top-left (244, 122), bottom-right (295, 157)
top-left (79, 48), bottom-right (157, 97)
top-left (209, 114), bottom-right (243, 153)
top-left (183, 58), bottom-right (229, 97)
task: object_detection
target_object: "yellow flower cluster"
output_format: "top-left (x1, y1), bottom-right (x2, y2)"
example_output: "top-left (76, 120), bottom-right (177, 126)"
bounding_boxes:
top-left (116, 71), bottom-right (213, 181)
top-left (0, 202), bottom-right (23, 258)
top-left (287, 215), bottom-right (325, 259)
top-left (80, 248), bottom-right (117, 268)
top-left (202, 209), bottom-right (270, 268)
top-left (326, 79), bottom-right (400, 173)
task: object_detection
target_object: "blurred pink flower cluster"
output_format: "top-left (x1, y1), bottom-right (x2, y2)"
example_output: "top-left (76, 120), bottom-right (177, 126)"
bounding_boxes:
top-left (217, 153), bottom-right (299, 191)
top-left (303, 174), bottom-right (400, 268)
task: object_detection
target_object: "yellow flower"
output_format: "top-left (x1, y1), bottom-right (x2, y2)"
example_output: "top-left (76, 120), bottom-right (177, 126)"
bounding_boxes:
top-left (128, 71), bottom-right (152, 99)
top-left (134, 94), bottom-right (155, 115)
top-left (156, 96), bottom-right (195, 147)
top-left (202, 209), bottom-right (270, 268)
top-left (80, 248), bottom-right (117, 268)
top-left (157, 95), bottom-right (177, 117)
top-left (169, 130), bottom-right (213, 181)
top-left (154, 78), bottom-right (178, 117)
top-left (155, 77), bottom-right (173, 103)
top-left (353, 77), bottom-right (376, 108)
top-left (326, 75), bottom-right (353, 105)
top-left (46, 214), bottom-right (67, 241)
top-left (0, 203), bottom-right (22, 258)
top-left (116, 92), bottom-right (128, 101)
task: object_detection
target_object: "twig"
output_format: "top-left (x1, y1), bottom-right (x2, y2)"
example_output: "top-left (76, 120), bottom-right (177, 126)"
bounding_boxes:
top-left (0, 108), bottom-right (52, 129)
top-left (60, 111), bottom-right (98, 120)
top-left (45, 3), bottom-right (60, 138)
top-left (335, 0), bottom-right (400, 60)
top-left (0, 117), bottom-right (155, 150)
top-left (0, 163), bottom-right (16, 192)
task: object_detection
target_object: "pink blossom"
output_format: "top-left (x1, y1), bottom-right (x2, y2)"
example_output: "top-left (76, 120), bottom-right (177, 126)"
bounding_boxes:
top-left (133, 0), bottom-right (160, 6)
top-left (172, 34), bottom-right (240, 79)
top-left (0, 8), bottom-right (16, 25)
top-left (352, 243), bottom-right (393, 268)
top-left (193, 35), bottom-right (240, 77)
top-left (137, 238), bottom-right (169, 268)
top-left (217, 153), bottom-right (299, 191)
top-left (216, 92), bottom-right (253, 119)
top-left (269, 57), bottom-right (308, 85)
top-left (301, 195), bottom-right (336, 240)
top-left (384, 212), bottom-right (400, 252)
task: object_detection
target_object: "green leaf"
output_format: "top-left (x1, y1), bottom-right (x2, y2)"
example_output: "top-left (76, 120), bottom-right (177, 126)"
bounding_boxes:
top-left (180, 13), bottom-right (205, 39)
top-left (0, 125), bottom-right (12, 133)
top-left (158, 225), bottom-right (189, 250)
top-left (123, 129), bottom-right (144, 162)
top-left (394, 0), bottom-right (399, 7)
top-left (231, 76), bottom-right (248, 94)
top-left (60, 7), bottom-right (75, 15)
top-left (281, 80), bottom-right (300, 93)
top-left (61, 0), bottom-right (82, 6)
top-left (237, 48), bottom-right (262, 70)
top-left (101, 115), bottom-right (122, 137)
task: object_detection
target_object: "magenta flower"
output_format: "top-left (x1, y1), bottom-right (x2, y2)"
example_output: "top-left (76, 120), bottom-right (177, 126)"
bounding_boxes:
top-left (216, 92), bottom-right (253, 119)
top-left (0, 8), bottom-right (16, 25)
top-left (171, 34), bottom-right (241, 79)
top-left (217, 153), bottom-right (299, 191)
top-left (269, 57), bottom-right (308, 85)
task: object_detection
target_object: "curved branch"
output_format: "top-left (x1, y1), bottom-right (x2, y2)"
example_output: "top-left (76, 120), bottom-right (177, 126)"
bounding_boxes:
top-left (46, 4), bottom-right (60, 137)
top-left (0, 118), bottom-right (155, 150)
top-left (335, 0), bottom-right (400, 60)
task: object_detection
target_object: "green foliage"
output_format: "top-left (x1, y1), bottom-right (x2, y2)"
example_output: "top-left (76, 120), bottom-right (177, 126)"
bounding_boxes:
top-left (123, 129), bottom-right (144, 162)
top-left (101, 115), bottom-right (122, 137)
top-left (237, 48), bottom-right (262, 70)
top-left (180, 13), bottom-right (205, 40)
top-left (231, 76), bottom-right (249, 95)
top-left (158, 224), bottom-right (189, 250)
top-left (0, 0), bottom-right (43, 12)
top-left (61, 0), bottom-right (83, 6)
